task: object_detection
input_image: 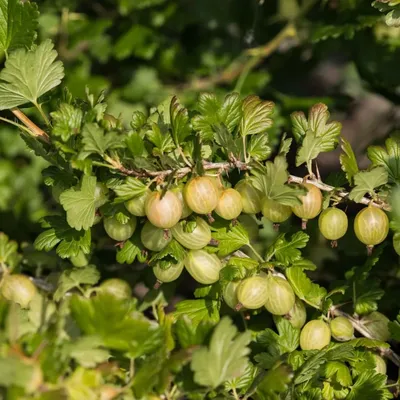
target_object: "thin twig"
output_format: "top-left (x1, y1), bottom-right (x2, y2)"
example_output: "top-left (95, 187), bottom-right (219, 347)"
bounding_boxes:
top-left (11, 108), bottom-right (50, 143)
top-left (332, 309), bottom-right (400, 367)
top-left (181, 23), bottom-right (296, 92)
top-left (288, 175), bottom-right (391, 211)
top-left (112, 160), bottom-right (390, 211)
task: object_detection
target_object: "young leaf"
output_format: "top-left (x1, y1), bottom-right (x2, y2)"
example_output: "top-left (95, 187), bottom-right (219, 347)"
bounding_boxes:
top-left (256, 364), bottom-right (293, 399)
top-left (367, 136), bottom-right (400, 184)
top-left (0, 0), bottom-right (38, 56)
top-left (149, 240), bottom-right (186, 269)
top-left (324, 361), bottom-right (352, 387)
top-left (174, 299), bottom-right (220, 329)
top-left (0, 232), bottom-right (20, 267)
top-left (248, 133), bottom-right (272, 161)
top-left (211, 222), bottom-right (250, 257)
top-left (286, 266), bottom-right (327, 308)
top-left (251, 156), bottom-right (305, 206)
top-left (291, 103), bottom-right (341, 172)
top-left (175, 315), bottom-right (215, 349)
top-left (294, 343), bottom-right (356, 386)
top-left (60, 175), bottom-right (108, 231)
top-left (347, 370), bottom-right (392, 400)
top-left (191, 316), bottom-right (251, 389)
top-left (212, 123), bottom-right (239, 156)
top-left (116, 233), bottom-right (146, 264)
top-left (0, 40), bottom-right (64, 110)
top-left (296, 130), bottom-right (323, 170)
top-left (170, 96), bottom-right (191, 146)
top-left (192, 92), bottom-right (241, 141)
top-left (81, 123), bottom-right (122, 156)
top-left (146, 122), bottom-right (175, 154)
top-left (0, 356), bottom-right (38, 388)
top-left (340, 137), bottom-right (359, 185)
top-left (64, 336), bottom-right (110, 368)
top-left (240, 95), bottom-right (274, 137)
top-left (256, 317), bottom-right (300, 368)
top-left (34, 215), bottom-right (91, 258)
top-left (348, 167), bottom-right (388, 202)
top-left (54, 265), bottom-right (100, 302)
top-left (70, 293), bottom-right (163, 355)
top-left (225, 362), bottom-right (258, 394)
top-left (112, 177), bottom-right (148, 200)
top-left (50, 103), bottom-right (83, 142)
top-left (265, 232), bottom-right (310, 267)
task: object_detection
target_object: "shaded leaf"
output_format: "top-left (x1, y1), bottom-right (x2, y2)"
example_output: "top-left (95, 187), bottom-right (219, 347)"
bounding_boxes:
top-left (191, 316), bottom-right (251, 389)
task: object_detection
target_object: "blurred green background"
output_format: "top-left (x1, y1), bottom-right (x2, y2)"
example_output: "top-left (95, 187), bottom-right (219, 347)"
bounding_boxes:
top-left (0, 0), bottom-right (399, 313)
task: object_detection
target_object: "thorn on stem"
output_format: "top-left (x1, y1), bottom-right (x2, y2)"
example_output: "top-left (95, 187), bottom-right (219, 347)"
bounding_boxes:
top-left (331, 240), bottom-right (338, 248)
top-left (273, 223), bottom-right (280, 232)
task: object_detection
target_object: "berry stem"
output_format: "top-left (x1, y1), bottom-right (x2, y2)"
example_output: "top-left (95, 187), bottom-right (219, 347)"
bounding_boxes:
top-left (273, 223), bottom-right (280, 232)
top-left (154, 280), bottom-right (162, 290)
top-left (235, 303), bottom-right (243, 311)
top-left (301, 219), bottom-right (307, 230)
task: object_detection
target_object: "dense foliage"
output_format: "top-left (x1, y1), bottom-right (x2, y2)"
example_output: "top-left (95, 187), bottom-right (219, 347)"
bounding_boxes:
top-left (1, 1), bottom-right (400, 399)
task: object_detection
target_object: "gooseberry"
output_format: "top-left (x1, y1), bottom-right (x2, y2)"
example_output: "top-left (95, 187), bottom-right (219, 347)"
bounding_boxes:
top-left (264, 275), bottom-right (295, 315)
top-left (330, 316), bottom-right (354, 341)
top-left (236, 276), bottom-right (269, 310)
top-left (261, 198), bottom-right (292, 224)
top-left (285, 298), bottom-right (307, 329)
top-left (354, 206), bottom-right (389, 254)
top-left (100, 279), bottom-right (131, 299)
top-left (145, 190), bottom-right (182, 229)
top-left (184, 176), bottom-right (219, 216)
top-left (141, 221), bottom-right (172, 251)
top-left (292, 183), bottom-right (322, 229)
top-left (184, 249), bottom-right (222, 284)
top-left (215, 188), bottom-right (243, 220)
top-left (223, 281), bottom-right (242, 310)
top-left (1, 274), bottom-right (37, 308)
top-left (171, 217), bottom-right (211, 249)
top-left (235, 180), bottom-right (263, 214)
top-left (300, 320), bottom-right (331, 350)
top-left (361, 311), bottom-right (390, 342)
top-left (171, 185), bottom-right (193, 219)
top-left (318, 207), bottom-right (348, 247)
top-left (373, 354), bottom-right (387, 375)
top-left (125, 189), bottom-right (150, 217)
top-left (153, 261), bottom-right (184, 284)
top-left (104, 216), bottom-right (136, 241)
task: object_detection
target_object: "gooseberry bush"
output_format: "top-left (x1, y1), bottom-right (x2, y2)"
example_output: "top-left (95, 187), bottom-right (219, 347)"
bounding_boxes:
top-left (2, 2), bottom-right (400, 400)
